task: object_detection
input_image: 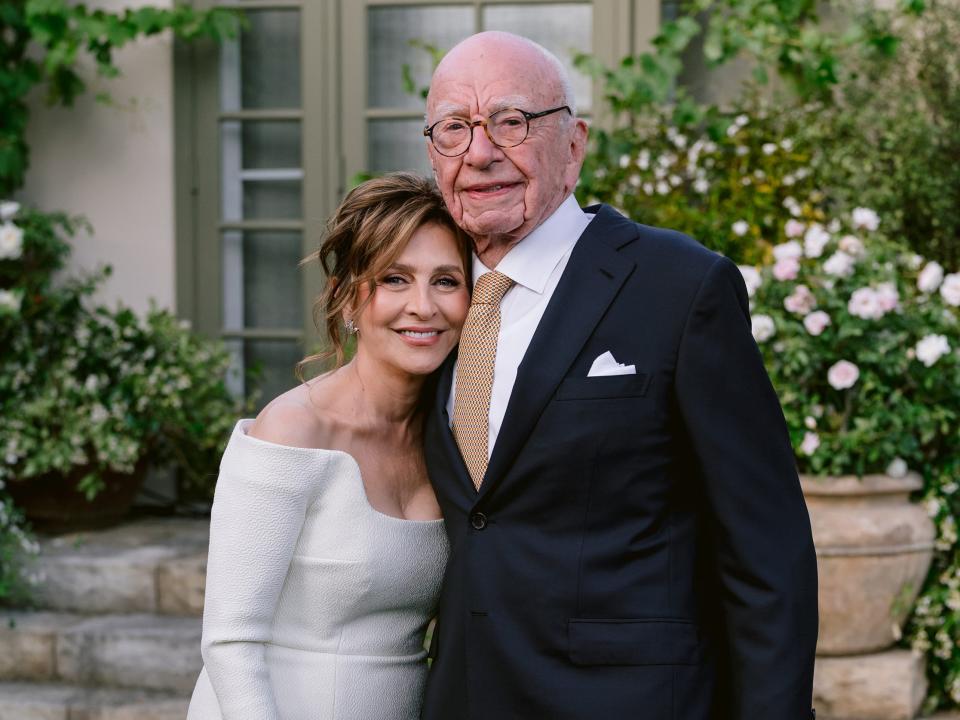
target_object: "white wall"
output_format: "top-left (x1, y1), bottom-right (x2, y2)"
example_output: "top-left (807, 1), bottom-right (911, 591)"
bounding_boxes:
top-left (21, 0), bottom-right (176, 315)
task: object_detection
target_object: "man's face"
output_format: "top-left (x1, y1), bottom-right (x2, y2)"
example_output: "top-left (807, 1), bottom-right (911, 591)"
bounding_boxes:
top-left (426, 39), bottom-right (587, 250)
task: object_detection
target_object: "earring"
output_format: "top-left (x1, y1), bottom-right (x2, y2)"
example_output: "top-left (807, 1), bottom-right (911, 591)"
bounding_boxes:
top-left (345, 319), bottom-right (358, 335)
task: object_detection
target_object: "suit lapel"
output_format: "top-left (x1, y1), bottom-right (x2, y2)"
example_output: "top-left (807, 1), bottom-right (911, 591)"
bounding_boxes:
top-left (477, 206), bottom-right (638, 503)
top-left (432, 351), bottom-right (475, 495)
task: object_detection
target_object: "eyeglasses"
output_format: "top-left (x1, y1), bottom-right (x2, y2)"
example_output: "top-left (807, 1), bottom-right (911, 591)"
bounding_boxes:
top-left (423, 105), bottom-right (572, 157)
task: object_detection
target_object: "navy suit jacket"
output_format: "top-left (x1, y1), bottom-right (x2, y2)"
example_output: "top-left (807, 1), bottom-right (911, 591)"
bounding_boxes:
top-left (422, 205), bottom-right (818, 720)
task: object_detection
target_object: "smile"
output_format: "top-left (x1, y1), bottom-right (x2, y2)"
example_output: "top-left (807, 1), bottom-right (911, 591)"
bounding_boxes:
top-left (397, 330), bottom-right (440, 338)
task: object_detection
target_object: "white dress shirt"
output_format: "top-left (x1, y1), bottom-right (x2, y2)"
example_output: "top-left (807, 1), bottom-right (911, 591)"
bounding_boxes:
top-left (447, 194), bottom-right (595, 458)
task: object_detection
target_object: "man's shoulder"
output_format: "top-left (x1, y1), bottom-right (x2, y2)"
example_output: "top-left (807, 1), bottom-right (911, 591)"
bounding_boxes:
top-left (583, 204), bottom-right (722, 273)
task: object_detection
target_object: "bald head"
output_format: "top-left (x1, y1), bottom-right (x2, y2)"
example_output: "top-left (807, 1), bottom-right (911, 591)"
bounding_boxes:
top-left (424, 31), bottom-right (588, 266)
top-left (428, 32), bottom-right (575, 117)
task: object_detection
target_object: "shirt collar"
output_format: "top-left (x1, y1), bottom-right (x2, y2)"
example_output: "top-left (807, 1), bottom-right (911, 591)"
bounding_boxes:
top-left (471, 194), bottom-right (589, 294)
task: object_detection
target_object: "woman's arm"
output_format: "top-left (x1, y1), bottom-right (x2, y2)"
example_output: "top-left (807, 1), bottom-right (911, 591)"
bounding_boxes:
top-left (200, 411), bottom-right (326, 719)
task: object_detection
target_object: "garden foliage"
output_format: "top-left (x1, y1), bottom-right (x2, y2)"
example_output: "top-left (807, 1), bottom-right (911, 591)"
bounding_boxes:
top-left (0, 1), bottom-right (241, 604)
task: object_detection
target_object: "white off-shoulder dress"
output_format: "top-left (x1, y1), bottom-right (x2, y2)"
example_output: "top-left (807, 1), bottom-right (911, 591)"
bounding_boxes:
top-left (187, 419), bottom-right (449, 720)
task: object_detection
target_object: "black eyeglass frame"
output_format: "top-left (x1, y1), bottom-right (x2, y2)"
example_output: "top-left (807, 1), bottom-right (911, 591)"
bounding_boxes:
top-left (423, 105), bottom-right (572, 157)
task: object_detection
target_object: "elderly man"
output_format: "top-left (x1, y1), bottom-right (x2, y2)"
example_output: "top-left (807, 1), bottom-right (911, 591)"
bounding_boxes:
top-left (421, 31), bottom-right (818, 720)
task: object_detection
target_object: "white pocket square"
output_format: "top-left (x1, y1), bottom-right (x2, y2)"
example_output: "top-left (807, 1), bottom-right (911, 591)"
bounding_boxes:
top-left (587, 351), bottom-right (636, 377)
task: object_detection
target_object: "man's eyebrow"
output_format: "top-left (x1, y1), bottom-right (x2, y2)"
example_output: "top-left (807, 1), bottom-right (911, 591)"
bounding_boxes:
top-left (430, 96), bottom-right (532, 119)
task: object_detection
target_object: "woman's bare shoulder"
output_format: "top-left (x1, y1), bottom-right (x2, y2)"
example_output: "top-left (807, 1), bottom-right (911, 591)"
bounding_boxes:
top-left (248, 381), bottom-right (338, 449)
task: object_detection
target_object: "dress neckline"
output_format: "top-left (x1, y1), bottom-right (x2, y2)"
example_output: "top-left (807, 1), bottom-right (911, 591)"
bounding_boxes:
top-left (236, 420), bottom-right (445, 525)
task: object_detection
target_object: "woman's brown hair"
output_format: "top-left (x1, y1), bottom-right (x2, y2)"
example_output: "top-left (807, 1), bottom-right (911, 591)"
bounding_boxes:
top-left (298, 172), bottom-right (471, 378)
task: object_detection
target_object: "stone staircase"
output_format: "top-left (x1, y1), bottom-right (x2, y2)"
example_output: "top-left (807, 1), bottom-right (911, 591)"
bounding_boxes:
top-left (0, 517), bottom-right (208, 720)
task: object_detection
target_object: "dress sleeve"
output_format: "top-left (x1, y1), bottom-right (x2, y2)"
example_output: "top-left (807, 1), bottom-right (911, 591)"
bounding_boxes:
top-left (200, 426), bottom-right (327, 719)
top-left (674, 256), bottom-right (819, 719)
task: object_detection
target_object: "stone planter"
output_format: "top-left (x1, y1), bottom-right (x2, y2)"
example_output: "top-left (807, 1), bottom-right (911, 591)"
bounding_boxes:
top-left (7, 460), bottom-right (148, 534)
top-left (801, 473), bottom-right (935, 655)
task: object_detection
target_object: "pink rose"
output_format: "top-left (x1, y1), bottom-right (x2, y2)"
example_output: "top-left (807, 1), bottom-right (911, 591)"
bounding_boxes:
top-left (828, 360), bottom-right (860, 390)
top-left (773, 258), bottom-right (800, 281)
top-left (784, 284), bottom-right (817, 315)
top-left (800, 431), bottom-right (821, 456)
top-left (785, 219), bottom-right (806, 238)
top-left (803, 311), bottom-right (831, 336)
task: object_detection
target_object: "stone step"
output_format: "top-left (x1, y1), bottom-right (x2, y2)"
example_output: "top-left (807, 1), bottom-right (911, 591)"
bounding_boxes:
top-left (33, 517), bottom-right (208, 616)
top-left (0, 611), bottom-right (202, 693)
top-left (0, 681), bottom-right (189, 720)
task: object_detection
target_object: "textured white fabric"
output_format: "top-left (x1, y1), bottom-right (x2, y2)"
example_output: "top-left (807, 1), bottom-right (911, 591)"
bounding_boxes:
top-left (446, 194), bottom-right (594, 455)
top-left (187, 420), bottom-right (449, 720)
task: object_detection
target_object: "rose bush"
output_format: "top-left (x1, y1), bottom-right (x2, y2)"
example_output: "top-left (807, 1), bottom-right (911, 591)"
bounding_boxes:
top-left (741, 209), bottom-right (960, 478)
top-left (741, 206), bottom-right (960, 709)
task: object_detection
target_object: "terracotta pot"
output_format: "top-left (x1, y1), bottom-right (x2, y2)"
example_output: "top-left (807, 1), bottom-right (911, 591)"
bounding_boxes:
top-left (801, 473), bottom-right (935, 655)
top-left (6, 460), bottom-right (148, 534)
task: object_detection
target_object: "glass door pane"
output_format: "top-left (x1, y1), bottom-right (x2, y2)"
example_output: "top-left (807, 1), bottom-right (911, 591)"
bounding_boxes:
top-left (220, 6), bottom-right (304, 405)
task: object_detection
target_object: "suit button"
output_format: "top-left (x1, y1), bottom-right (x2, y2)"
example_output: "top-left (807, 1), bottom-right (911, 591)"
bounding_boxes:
top-left (470, 512), bottom-right (487, 530)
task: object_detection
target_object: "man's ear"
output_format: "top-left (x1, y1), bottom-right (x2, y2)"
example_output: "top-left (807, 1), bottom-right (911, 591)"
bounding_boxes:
top-left (564, 118), bottom-right (589, 192)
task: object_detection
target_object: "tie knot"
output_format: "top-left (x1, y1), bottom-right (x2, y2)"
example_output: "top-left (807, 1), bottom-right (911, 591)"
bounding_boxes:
top-left (472, 271), bottom-right (513, 305)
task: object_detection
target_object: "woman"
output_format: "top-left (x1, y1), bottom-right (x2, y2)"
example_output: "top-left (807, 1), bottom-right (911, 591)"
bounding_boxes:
top-left (187, 172), bottom-right (471, 720)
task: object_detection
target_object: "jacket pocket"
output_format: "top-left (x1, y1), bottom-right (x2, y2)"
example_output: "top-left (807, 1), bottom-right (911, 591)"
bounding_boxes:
top-left (567, 618), bottom-right (701, 666)
top-left (556, 373), bottom-right (651, 400)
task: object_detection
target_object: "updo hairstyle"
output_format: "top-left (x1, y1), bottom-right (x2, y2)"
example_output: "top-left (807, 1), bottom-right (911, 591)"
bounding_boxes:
top-left (298, 172), bottom-right (471, 375)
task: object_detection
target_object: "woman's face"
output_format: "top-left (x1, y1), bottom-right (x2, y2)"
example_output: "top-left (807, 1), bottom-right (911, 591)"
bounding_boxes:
top-left (354, 222), bottom-right (470, 378)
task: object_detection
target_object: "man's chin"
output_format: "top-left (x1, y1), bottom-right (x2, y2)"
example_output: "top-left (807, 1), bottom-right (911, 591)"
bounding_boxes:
top-left (461, 209), bottom-right (525, 240)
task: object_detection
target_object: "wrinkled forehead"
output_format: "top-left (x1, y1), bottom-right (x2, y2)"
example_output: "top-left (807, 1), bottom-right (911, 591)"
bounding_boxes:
top-left (426, 42), bottom-right (563, 120)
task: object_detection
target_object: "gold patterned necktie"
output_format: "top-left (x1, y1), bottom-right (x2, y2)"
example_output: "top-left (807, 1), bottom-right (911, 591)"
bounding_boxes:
top-left (452, 270), bottom-right (514, 490)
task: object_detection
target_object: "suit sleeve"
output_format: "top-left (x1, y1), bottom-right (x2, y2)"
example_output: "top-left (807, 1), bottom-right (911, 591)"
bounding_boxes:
top-left (674, 255), bottom-right (818, 719)
top-left (200, 437), bottom-right (324, 719)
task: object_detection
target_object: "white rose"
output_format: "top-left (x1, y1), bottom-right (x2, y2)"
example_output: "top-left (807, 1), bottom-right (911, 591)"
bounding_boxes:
top-left (823, 251), bottom-right (856, 278)
top-left (803, 310), bottom-right (831, 336)
top-left (735, 114), bottom-right (749, 127)
top-left (803, 224), bottom-right (831, 258)
top-left (784, 284), bottom-right (817, 315)
top-left (886, 457), bottom-right (908, 479)
top-left (638, 150), bottom-right (650, 170)
top-left (772, 258), bottom-right (800, 281)
top-left (918, 261), bottom-right (945, 293)
top-left (0, 201), bottom-right (20, 222)
top-left (773, 240), bottom-right (803, 261)
top-left (0, 289), bottom-right (21, 313)
top-left (0, 222), bottom-right (23, 260)
top-left (915, 334), bottom-right (950, 367)
top-left (800, 431), bottom-right (821, 456)
top-left (848, 287), bottom-right (885, 320)
top-left (656, 181), bottom-right (670, 195)
top-left (804, 416), bottom-right (817, 429)
top-left (827, 219), bottom-right (842, 234)
top-left (732, 220), bottom-right (749, 237)
top-left (738, 265), bottom-right (762, 298)
top-left (618, 154), bottom-right (631, 168)
top-left (828, 360), bottom-right (860, 390)
top-left (784, 219), bottom-right (805, 238)
top-left (642, 183), bottom-right (654, 195)
top-left (852, 207), bottom-right (880, 232)
top-left (876, 282), bottom-right (900, 312)
top-left (940, 273), bottom-right (960, 307)
top-left (762, 143), bottom-right (777, 155)
top-left (693, 178), bottom-right (709, 194)
top-left (838, 234), bottom-right (865, 258)
top-left (781, 138), bottom-right (794, 151)
top-left (751, 314), bottom-right (776, 342)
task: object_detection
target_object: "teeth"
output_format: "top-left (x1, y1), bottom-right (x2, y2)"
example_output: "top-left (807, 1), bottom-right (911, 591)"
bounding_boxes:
top-left (400, 330), bottom-right (438, 338)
